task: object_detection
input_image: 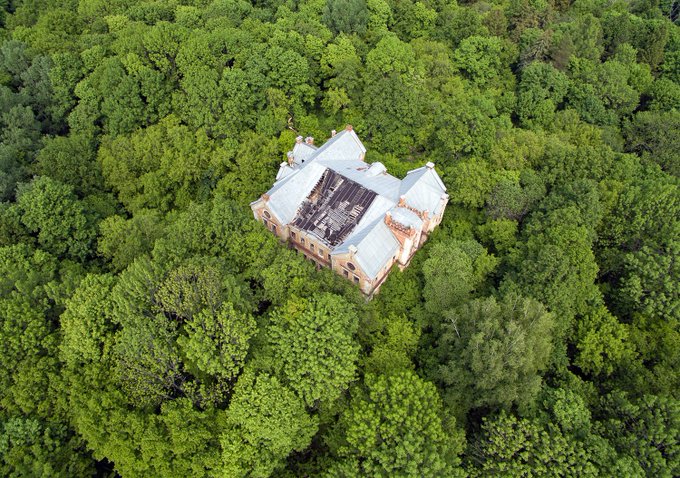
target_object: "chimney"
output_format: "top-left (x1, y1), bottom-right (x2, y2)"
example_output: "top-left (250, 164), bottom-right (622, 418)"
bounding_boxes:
top-left (331, 129), bottom-right (337, 137)
top-left (295, 135), bottom-right (303, 144)
top-left (287, 151), bottom-right (294, 166)
top-left (422, 209), bottom-right (429, 220)
top-left (348, 245), bottom-right (357, 255)
top-left (345, 124), bottom-right (353, 131)
top-left (384, 211), bottom-right (392, 226)
top-left (305, 136), bottom-right (314, 145)
top-left (426, 161), bottom-right (435, 169)
top-left (398, 195), bottom-right (407, 207)
top-left (261, 193), bottom-right (270, 202)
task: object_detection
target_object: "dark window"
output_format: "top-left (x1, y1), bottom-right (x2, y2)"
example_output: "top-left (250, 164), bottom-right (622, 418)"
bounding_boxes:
top-left (263, 210), bottom-right (271, 219)
top-left (291, 231), bottom-right (296, 239)
top-left (319, 249), bottom-right (324, 257)
top-left (301, 238), bottom-right (305, 245)
top-left (271, 224), bottom-right (277, 233)
top-left (328, 253), bottom-right (332, 260)
top-left (263, 219), bottom-right (268, 227)
top-left (311, 244), bottom-right (315, 251)
top-left (343, 269), bottom-right (349, 278)
top-left (347, 262), bottom-right (356, 271)
top-left (353, 276), bottom-right (359, 284)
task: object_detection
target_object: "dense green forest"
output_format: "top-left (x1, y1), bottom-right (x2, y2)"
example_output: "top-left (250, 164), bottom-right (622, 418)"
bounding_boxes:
top-left (0, 0), bottom-right (678, 475)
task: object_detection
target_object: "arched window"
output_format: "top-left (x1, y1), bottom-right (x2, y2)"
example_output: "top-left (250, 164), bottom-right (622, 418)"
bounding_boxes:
top-left (347, 262), bottom-right (356, 271)
top-left (263, 210), bottom-right (271, 219)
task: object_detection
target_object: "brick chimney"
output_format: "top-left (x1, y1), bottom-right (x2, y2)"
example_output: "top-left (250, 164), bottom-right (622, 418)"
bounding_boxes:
top-left (296, 135), bottom-right (303, 144)
top-left (287, 151), bottom-right (294, 166)
top-left (305, 136), bottom-right (314, 145)
top-left (398, 195), bottom-right (407, 207)
top-left (345, 124), bottom-right (353, 131)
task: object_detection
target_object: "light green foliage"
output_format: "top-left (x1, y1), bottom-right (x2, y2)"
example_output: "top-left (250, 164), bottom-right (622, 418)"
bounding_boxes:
top-left (179, 304), bottom-right (256, 380)
top-left (573, 305), bottom-right (635, 377)
top-left (216, 131), bottom-right (279, 206)
top-left (517, 62), bottom-right (570, 129)
top-left (362, 313), bottom-right (420, 374)
top-left (34, 134), bottom-right (101, 196)
top-left (391, 0), bottom-right (437, 40)
top-left (16, 176), bottom-right (96, 261)
top-left (268, 293), bottom-right (359, 407)
top-left (113, 314), bottom-right (184, 408)
top-left (325, 371), bottom-right (465, 477)
top-left (601, 392), bottom-right (680, 477)
top-left (99, 115), bottom-right (218, 213)
top-left (423, 239), bottom-right (498, 314)
top-left (222, 371), bottom-right (318, 477)
top-left (470, 411), bottom-right (619, 477)
top-left (476, 218), bottom-right (518, 254)
top-left (70, 56), bottom-right (146, 136)
top-left (60, 274), bottom-right (116, 366)
top-left (436, 294), bottom-right (554, 413)
top-left (453, 35), bottom-right (514, 88)
top-left (361, 33), bottom-right (424, 152)
top-left (486, 170), bottom-right (546, 221)
top-left (98, 211), bottom-right (165, 271)
top-left (508, 207), bottom-right (600, 323)
top-left (260, 248), bottom-right (320, 304)
top-left (624, 110), bottom-right (680, 176)
top-left (0, 416), bottom-right (94, 477)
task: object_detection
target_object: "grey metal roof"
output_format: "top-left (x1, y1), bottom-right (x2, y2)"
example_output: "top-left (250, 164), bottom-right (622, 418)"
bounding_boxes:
top-left (332, 218), bottom-right (400, 279)
top-left (311, 129), bottom-right (366, 162)
top-left (400, 165), bottom-right (448, 215)
top-left (292, 142), bottom-right (317, 166)
top-left (391, 207), bottom-right (423, 229)
top-left (276, 162), bottom-right (295, 181)
top-left (318, 160), bottom-right (401, 202)
top-left (267, 162), bottom-right (326, 223)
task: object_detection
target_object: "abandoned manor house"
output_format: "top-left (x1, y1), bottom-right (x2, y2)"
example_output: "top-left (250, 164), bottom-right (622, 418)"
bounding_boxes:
top-left (250, 126), bottom-right (449, 295)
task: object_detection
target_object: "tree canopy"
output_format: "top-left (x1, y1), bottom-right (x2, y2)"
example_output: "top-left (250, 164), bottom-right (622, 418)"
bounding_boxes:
top-left (0, 0), bottom-right (678, 475)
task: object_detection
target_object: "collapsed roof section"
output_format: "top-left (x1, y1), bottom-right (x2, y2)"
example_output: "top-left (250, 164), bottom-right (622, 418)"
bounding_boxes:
top-left (292, 169), bottom-right (377, 247)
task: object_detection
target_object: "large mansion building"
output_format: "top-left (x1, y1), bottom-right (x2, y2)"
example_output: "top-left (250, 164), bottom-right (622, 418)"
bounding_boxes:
top-left (250, 126), bottom-right (448, 295)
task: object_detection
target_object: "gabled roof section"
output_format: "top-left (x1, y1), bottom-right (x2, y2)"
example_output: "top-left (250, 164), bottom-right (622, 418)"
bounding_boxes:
top-left (333, 218), bottom-right (400, 279)
top-left (332, 195), bottom-right (398, 279)
top-left (276, 162), bottom-right (296, 181)
top-left (400, 163), bottom-right (448, 215)
top-left (319, 160), bottom-right (401, 202)
top-left (310, 128), bottom-right (366, 163)
top-left (266, 162), bottom-right (326, 223)
top-left (391, 207), bottom-right (423, 229)
top-left (291, 142), bottom-right (317, 166)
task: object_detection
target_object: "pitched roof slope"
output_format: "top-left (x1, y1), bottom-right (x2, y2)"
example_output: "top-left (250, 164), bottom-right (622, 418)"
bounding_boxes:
top-left (400, 163), bottom-right (448, 215)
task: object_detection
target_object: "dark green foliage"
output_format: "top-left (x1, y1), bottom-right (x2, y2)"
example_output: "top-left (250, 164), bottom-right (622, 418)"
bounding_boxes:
top-left (322, 0), bottom-right (369, 35)
top-left (434, 294), bottom-right (554, 415)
